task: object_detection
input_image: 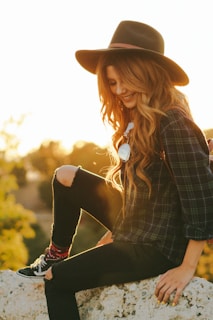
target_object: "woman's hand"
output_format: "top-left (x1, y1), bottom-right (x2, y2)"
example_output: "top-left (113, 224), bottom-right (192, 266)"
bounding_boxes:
top-left (155, 265), bottom-right (194, 306)
top-left (155, 239), bottom-right (205, 305)
top-left (44, 267), bottom-right (53, 280)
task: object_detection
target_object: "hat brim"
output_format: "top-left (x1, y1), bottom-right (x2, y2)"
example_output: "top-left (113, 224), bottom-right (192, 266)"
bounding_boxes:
top-left (75, 48), bottom-right (189, 86)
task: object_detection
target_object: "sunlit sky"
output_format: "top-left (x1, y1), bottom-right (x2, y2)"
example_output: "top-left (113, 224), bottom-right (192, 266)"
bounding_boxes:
top-left (0, 0), bottom-right (213, 155)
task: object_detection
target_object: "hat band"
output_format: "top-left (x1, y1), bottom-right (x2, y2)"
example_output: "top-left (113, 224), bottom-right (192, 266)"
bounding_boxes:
top-left (109, 43), bottom-right (142, 49)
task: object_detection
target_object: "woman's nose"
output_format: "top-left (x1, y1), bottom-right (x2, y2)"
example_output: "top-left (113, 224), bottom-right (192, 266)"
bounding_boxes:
top-left (115, 83), bottom-right (126, 95)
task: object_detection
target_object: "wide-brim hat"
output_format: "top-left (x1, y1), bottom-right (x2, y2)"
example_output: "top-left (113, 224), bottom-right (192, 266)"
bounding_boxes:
top-left (75, 20), bottom-right (189, 86)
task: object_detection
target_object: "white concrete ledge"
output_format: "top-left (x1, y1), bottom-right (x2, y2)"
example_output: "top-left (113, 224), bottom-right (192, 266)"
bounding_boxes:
top-left (0, 270), bottom-right (213, 319)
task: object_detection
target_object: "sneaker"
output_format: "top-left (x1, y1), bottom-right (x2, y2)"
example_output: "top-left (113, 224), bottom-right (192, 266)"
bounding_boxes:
top-left (17, 254), bottom-right (64, 278)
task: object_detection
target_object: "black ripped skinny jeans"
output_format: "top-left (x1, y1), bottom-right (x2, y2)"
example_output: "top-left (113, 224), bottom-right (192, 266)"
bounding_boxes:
top-left (44, 168), bottom-right (175, 320)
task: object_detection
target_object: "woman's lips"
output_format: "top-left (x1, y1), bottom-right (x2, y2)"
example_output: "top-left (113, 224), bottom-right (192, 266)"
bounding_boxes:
top-left (121, 93), bottom-right (135, 102)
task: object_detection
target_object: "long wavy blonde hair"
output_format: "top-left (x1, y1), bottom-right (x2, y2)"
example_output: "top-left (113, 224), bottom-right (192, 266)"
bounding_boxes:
top-left (96, 52), bottom-right (192, 199)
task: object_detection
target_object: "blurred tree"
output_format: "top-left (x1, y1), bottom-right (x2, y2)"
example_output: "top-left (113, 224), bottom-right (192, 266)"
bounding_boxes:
top-left (25, 141), bottom-right (67, 179)
top-left (0, 119), bottom-right (37, 270)
top-left (65, 141), bottom-right (111, 177)
top-left (196, 243), bottom-right (213, 282)
top-left (11, 163), bottom-right (27, 187)
top-left (38, 178), bottom-right (52, 208)
top-left (204, 128), bottom-right (213, 140)
top-left (26, 140), bottom-right (111, 208)
top-left (26, 140), bottom-right (111, 179)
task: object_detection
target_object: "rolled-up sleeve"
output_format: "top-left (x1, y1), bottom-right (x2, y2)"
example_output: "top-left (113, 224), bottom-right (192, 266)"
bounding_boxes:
top-left (161, 110), bottom-right (213, 240)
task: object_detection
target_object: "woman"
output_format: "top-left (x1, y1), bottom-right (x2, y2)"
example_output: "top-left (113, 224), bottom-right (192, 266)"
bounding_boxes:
top-left (18, 21), bottom-right (213, 319)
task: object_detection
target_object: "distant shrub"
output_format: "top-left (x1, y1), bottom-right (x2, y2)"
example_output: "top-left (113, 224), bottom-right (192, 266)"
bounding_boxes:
top-left (0, 191), bottom-right (36, 270)
top-left (196, 244), bottom-right (213, 282)
top-left (38, 179), bottom-right (52, 209)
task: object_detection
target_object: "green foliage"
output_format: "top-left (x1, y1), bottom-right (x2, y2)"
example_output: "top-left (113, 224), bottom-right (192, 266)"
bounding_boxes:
top-left (0, 176), bottom-right (37, 270)
top-left (0, 119), bottom-right (37, 270)
top-left (196, 244), bottom-right (213, 282)
top-left (0, 230), bottom-right (28, 270)
top-left (0, 194), bottom-right (36, 238)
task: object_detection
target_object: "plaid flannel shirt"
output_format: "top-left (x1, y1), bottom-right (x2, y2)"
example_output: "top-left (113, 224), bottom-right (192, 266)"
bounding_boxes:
top-left (113, 109), bottom-right (213, 265)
